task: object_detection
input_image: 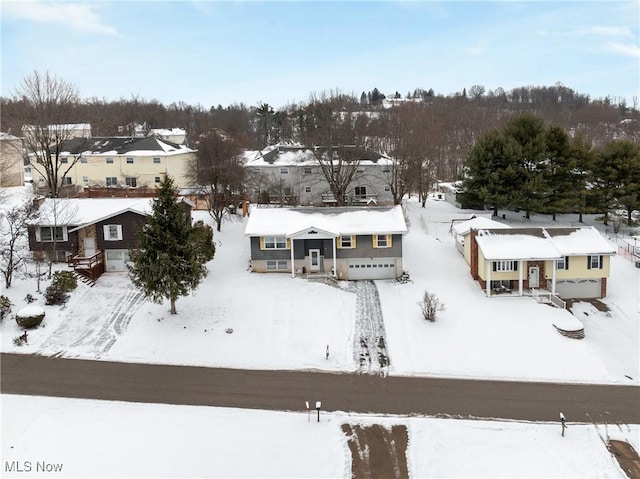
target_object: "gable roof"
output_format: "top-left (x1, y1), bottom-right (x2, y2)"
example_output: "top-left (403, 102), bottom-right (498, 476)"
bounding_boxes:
top-left (475, 226), bottom-right (615, 260)
top-left (452, 216), bottom-right (510, 236)
top-left (244, 206), bottom-right (407, 237)
top-left (33, 196), bottom-right (194, 230)
top-left (243, 143), bottom-right (393, 167)
top-left (58, 136), bottom-right (195, 156)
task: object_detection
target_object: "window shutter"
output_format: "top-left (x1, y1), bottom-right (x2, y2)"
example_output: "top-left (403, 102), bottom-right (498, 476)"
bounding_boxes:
top-left (599, 255), bottom-right (603, 269)
top-left (492, 262), bottom-right (497, 272)
top-left (103, 225), bottom-right (109, 239)
top-left (35, 227), bottom-right (41, 242)
top-left (373, 235), bottom-right (378, 248)
top-left (286, 238), bottom-right (291, 250)
top-left (565, 256), bottom-right (569, 269)
top-left (352, 235), bottom-right (356, 248)
top-left (587, 256), bottom-right (591, 269)
top-left (338, 236), bottom-right (343, 249)
top-left (260, 237), bottom-right (265, 250)
top-left (388, 235), bottom-right (392, 248)
top-left (117, 225), bottom-right (123, 240)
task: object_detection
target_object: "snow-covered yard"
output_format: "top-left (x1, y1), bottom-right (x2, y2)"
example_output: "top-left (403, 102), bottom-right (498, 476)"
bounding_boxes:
top-left (2, 190), bottom-right (639, 477)
top-left (2, 394), bottom-right (636, 478)
top-left (2, 196), bottom-right (637, 385)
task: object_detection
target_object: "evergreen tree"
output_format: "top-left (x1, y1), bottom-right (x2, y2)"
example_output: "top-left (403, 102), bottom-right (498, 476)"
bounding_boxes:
top-left (542, 126), bottom-right (583, 220)
top-left (463, 130), bottom-right (522, 216)
top-left (128, 177), bottom-right (212, 314)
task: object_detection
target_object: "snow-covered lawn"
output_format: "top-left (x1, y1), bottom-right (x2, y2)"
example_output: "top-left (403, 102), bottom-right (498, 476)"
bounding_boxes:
top-left (2, 394), bottom-right (635, 478)
top-left (2, 196), bottom-right (637, 384)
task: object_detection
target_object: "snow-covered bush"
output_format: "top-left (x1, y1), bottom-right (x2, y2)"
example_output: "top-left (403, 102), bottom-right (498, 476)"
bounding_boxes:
top-left (0, 295), bottom-right (12, 320)
top-left (45, 285), bottom-right (69, 306)
top-left (15, 306), bottom-right (45, 329)
top-left (52, 270), bottom-right (77, 292)
top-left (418, 291), bottom-right (446, 322)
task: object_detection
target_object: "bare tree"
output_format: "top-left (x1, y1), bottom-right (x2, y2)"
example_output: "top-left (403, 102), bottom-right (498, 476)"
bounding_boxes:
top-left (1, 196), bottom-right (38, 288)
top-left (9, 71), bottom-right (81, 197)
top-left (189, 131), bottom-right (246, 231)
top-left (418, 291), bottom-right (446, 322)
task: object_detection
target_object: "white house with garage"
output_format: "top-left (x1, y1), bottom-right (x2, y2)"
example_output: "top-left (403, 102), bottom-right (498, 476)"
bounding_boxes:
top-left (244, 205), bottom-right (408, 280)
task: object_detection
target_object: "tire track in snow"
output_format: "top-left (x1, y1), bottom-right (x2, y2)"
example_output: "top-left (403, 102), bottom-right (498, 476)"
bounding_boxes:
top-left (38, 274), bottom-right (146, 359)
top-left (353, 281), bottom-right (390, 376)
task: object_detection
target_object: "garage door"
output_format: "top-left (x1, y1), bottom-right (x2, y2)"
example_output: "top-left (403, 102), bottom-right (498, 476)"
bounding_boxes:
top-left (347, 258), bottom-right (396, 280)
top-left (105, 249), bottom-right (130, 272)
top-left (555, 279), bottom-right (601, 299)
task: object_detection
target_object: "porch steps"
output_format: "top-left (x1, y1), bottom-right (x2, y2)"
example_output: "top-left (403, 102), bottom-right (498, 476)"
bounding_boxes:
top-left (73, 271), bottom-right (97, 287)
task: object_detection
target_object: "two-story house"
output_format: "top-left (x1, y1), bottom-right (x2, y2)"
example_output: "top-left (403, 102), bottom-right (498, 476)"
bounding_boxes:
top-left (243, 142), bottom-right (395, 206)
top-left (0, 132), bottom-right (25, 187)
top-left (28, 197), bottom-right (193, 279)
top-left (29, 136), bottom-right (196, 192)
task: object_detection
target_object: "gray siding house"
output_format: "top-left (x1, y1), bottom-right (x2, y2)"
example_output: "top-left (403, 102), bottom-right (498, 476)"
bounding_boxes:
top-left (243, 143), bottom-right (395, 206)
top-left (244, 205), bottom-right (407, 280)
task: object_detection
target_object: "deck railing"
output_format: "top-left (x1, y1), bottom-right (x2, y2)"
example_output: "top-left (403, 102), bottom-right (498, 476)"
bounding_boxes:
top-left (531, 289), bottom-right (566, 309)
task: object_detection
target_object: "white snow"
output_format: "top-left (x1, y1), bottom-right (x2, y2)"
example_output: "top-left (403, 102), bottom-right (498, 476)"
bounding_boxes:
top-left (15, 306), bottom-right (44, 318)
top-left (550, 227), bottom-right (618, 255)
top-left (35, 198), bottom-right (153, 225)
top-left (1, 394), bottom-right (635, 478)
top-left (244, 205), bottom-right (408, 236)
top-left (2, 191), bottom-right (638, 477)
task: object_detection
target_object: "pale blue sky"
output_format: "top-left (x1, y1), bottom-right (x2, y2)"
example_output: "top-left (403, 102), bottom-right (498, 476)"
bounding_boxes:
top-left (1, 1), bottom-right (639, 109)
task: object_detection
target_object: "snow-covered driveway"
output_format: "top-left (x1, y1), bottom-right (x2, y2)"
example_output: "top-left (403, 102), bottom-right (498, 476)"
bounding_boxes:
top-left (353, 281), bottom-right (390, 375)
top-left (38, 273), bottom-right (145, 358)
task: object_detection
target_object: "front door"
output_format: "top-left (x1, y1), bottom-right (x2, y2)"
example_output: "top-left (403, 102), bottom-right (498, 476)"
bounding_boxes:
top-left (528, 266), bottom-right (539, 288)
top-left (84, 237), bottom-right (96, 257)
top-left (309, 249), bottom-right (321, 272)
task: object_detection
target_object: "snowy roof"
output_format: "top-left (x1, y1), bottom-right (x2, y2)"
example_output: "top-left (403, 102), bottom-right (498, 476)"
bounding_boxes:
top-left (34, 198), bottom-right (154, 227)
top-left (58, 136), bottom-right (195, 156)
top-left (244, 206), bottom-right (407, 237)
top-left (243, 143), bottom-right (393, 167)
top-left (452, 217), bottom-right (510, 236)
top-left (150, 128), bottom-right (186, 136)
top-left (545, 227), bottom-right (616, 256)
top-left (476, 229), bottom-right (560, 260)
top-left (475, 226), bottom-right (616, 260)
top-left (0, 132), bottom-right (20, 140)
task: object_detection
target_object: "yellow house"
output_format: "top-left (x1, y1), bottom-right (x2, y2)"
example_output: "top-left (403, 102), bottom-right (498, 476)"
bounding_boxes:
top-left (467, 226), bottom-right (616, 299)
top-left (29, 136), bottom-right (196, 191)
top-left (0, 132), bottom-right (25, 187)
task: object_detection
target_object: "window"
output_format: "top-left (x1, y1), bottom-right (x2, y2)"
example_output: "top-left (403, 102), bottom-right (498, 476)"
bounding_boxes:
top-left (266, 260), bottom-right (288, 271)
top-left (354, 186), bottom-right (367, 196)
top-left (106, 177), bottom-right (117, 186)
top-left (588, 255), bottom-right (603, 269)
top-left (304, 186), bottom-right (312, 193)
top-left (106, 158), bottom-right (114, 164)
top-left (60, 157), bottom-right (68, 164)
top-left (382, 166), bottom-right (391, 173)
top-left (155, 176), bottom-right (161, 183)
top-left (303, 167), bottom-right (313, 174)
top-left (262, 236), bottom-right (287, 249)
top-left (557, 256), bottom-right (569, 270)
top-left (125, 177), bottom-right (137, 187)
top-left (384, 185), bottom-right (391, 192)
top-left (280, 167), bottom-right (289, 174)
top-left (103, 224), bottom-right (123, 241)
top-left (153, 157), bottom-right (161, 164)
top-left (38, 226), bottom-right (65, 242)
top-left (82, 176), bottom-right (88, 182)
top-left (126, 157), bottom-right (134, 164)
top-left (339, 235), bottom-right (355, 248)
top-left (62, 177), bottom-right (72, 185)
top-left (357, 167), bottom-right (365, 173)
top-left (493, 260), bottom-right (518, 272)
top-left (374, 234), bottom-right (391, 248)
top-left (80, 157), bottom-right (88, 164)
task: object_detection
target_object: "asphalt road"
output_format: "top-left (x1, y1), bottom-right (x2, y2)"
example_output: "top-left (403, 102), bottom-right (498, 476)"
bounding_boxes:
top-left (1, 353), bottom-right (638, 423)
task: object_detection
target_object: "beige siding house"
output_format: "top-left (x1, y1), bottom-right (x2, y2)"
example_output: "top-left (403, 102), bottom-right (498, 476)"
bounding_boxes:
top-left (0, 133), bottom-right (24, 187)
top-left (460, 224), bottom-right (616, 299)
top-left (29, 136), bottom-right (196, 191)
